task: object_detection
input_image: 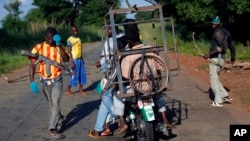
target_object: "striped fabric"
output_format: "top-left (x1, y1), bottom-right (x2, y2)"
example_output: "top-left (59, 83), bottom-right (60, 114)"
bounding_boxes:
top-left (31, 42), bottom-right (63, 79)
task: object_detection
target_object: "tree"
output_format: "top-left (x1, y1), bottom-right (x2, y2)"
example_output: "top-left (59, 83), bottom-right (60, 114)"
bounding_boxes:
top-left (30, 0), bottom-right (72, 24)
top-left (135, 12), bottom-right (153, 21)
top-left (155, 0), bottom-right (250, 44)
top-left (2, 0), bottom-right (26, 31)
top-left (76, 0), bottom-right (123, 27)
top-left (27, 0), bottom-right (123, 27)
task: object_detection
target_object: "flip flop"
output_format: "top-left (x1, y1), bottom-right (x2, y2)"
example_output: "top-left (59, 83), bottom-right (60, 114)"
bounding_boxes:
top-left (101, 131), bottom-right (112, 136)
top-left (50, 132), bottom-right (65, 139)
top-left (87, 130), bottom-right (100, 139)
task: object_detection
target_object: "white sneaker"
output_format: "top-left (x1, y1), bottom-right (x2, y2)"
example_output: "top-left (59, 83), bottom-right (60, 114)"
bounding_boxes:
top-left (210, 101), bottom-right (223, 107)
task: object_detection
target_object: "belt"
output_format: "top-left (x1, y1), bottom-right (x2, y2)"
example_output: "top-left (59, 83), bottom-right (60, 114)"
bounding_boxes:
top-left (40, 75), bottom-right (62, 85)
top-left (73, 58), bottom-right (82, 60)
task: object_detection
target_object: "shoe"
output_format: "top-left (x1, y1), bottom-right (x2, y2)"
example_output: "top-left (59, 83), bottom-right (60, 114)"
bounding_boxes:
top-left (210, 101), bottom-right (223, 107)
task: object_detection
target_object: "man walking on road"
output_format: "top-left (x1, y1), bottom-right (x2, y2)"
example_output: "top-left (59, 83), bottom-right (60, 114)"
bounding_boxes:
top-left (203, 16), bottom-right (236, 107)
top-left (28, 27), bottom-right (69, 139)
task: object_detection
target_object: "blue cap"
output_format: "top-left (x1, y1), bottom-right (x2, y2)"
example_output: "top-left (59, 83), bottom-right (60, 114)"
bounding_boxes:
top-left (211, 16), bottom-right (220, 24)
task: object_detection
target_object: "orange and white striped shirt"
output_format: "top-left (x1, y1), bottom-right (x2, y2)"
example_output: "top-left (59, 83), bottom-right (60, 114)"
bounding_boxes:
top-left (31, 42), bottom-right (63, 79)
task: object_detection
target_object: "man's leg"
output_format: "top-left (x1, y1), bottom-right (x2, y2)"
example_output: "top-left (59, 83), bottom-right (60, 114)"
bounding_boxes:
top-left (92, 89), bottom-right (117, 135)
top-left (102, 89), bottom-right (117, 117)
top-left (209, 59), bottom-right (224, 104)
top-left (155, 94), bottom-right (173, 128)
top-left (79, 59), bottom-right (88, 95)
top-left (94, 101), bottom-right (109, 132)
top-left (49, 79), bottom-right (63, 130)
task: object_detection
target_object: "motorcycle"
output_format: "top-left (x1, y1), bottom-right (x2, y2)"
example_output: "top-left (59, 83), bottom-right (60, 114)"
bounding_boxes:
top-left (116, 54), bottom-right (170, 141)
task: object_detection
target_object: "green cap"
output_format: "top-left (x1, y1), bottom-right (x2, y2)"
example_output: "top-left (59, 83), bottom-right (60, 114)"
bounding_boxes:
top-left (211, 16), bottom-right (220, 24)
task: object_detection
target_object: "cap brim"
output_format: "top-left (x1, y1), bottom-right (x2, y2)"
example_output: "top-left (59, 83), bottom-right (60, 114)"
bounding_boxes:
top-left (210, 22), bottom-right (219, 24)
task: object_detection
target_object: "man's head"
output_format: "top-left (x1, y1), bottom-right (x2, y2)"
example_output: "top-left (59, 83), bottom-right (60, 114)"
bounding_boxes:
top-left (108, 26), bottom-right (120, 37)
top-left (70, 25), bottom-right (78, 37)
top-left (125, 26), bottom-right (141, 48)
top-left (45, 27), bottom-right (57, 46)
top-left (211, 16), bottom-right (221, 29)
top-left (123, 18), bottom-right (140, 32)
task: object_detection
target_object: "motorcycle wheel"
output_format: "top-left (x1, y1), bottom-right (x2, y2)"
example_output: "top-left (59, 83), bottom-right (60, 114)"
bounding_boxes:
top-left (135, 114), bottom-right (154, 141)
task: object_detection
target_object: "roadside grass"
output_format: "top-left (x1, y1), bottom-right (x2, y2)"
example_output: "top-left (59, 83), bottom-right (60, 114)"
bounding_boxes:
top-left (0, 24), bottom-right (101, 74)
top-left (0, 50), bottom-right (30, 73)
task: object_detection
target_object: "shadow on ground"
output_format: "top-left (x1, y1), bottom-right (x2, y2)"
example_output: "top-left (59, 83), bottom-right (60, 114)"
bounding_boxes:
top-left (59, 100), bottom-right (101, 132)
top-left (85, 80), bottom-right (100, 91)
top-left (165, 97), bottom-right (188, 126)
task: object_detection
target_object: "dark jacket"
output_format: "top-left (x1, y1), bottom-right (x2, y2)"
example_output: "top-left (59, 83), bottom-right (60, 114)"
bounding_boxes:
top-left (209, 26), bottom-right (236, 62)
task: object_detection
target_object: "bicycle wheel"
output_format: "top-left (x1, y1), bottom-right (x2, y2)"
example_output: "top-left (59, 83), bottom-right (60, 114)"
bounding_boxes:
top-left (128, 55), bottom-right (168, 95)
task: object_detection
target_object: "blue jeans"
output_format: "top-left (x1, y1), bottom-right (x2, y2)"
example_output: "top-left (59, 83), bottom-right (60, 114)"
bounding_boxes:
top-left (94, 88), bottom-right (117, 132)
top-left (155, 93), bottom-right (167, 112)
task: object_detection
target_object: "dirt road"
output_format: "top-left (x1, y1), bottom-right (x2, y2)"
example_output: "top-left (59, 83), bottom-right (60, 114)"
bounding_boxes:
top-left (0, 41), bottom-right (249, 141)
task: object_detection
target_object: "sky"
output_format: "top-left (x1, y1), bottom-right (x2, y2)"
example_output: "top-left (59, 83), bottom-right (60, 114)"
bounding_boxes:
top-left (121, 0), bottom-right (152, 18)
top-left (0, 0), bottom-right (33, 21)
top-left (0, 0), bottom-right (153, 24)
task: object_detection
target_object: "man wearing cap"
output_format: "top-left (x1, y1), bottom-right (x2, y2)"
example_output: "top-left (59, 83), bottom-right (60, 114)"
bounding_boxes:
top-left (203, 16), bottom-right (236, 107)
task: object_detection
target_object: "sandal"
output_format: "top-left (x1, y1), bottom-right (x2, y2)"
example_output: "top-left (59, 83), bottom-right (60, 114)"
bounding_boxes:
top-left (224, 96), bottom-right (233, 101)
top-left (117, 125), bottom-right (128, 135)
top-left (101, 130), bottom-right (112, 136)
top-left (50, 132), bottom-right (65, 139)
top-left (87, 130), bottom-right (100, 139)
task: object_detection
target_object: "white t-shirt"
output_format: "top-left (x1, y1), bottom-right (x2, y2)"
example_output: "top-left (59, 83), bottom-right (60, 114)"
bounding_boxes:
top-left (100, 33), bottom-right (124, 72)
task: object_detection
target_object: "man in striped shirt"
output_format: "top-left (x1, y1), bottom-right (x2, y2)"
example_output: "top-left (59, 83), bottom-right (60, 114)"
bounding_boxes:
top-left (29, 27), bottom-right (69, 139)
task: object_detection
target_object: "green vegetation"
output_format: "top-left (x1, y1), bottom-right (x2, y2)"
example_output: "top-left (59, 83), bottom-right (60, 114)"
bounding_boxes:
top-left (0, 50), bottom-right (29, 73)
top-left (155, 0), bottom-right (250, 45)
top-left (1, 21), bottom-right (250, 74)
top-left (0, 24), bottom-right (101, 74)
top-left (139, 22), bottom-right (250, 62)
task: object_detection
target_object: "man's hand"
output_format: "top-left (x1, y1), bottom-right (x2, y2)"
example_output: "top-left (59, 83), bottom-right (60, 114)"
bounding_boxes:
top-left (70, 61), bottom-right (76, 70)
top-left (231, 58), bottom-right (235, 65)
top-left (95, 61), bottom-right (101, 68)
top-left (203, 54), bottom-right (210, 59)
top-left (53, 34), bottom-right (61, 46)
top-left (30, 81), bottom-right (39, 94)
